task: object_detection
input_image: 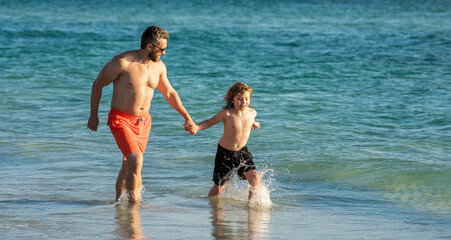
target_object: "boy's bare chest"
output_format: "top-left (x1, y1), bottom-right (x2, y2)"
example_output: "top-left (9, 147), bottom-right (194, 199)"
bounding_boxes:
top-left (226, 114), bottom-right (253, 130)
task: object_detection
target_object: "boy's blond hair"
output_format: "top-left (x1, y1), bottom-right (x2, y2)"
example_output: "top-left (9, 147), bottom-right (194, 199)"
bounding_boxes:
top-left (223, 82), bottom-right (253, 109)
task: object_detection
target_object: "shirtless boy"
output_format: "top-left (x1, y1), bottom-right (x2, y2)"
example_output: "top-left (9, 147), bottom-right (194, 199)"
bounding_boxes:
top-left (190, 82), bottom-right (261, 200)
top-left (87, 26), bottom-right (195, 203)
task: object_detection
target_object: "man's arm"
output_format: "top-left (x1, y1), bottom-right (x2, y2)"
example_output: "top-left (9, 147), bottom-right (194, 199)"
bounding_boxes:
top-left (87, 57), bottom-right (123, 131)
top-left (156, 62), bottom-right (195, 131)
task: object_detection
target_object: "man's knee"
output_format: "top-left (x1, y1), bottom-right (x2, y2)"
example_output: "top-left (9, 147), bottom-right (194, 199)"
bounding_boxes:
top-left (125, 151), bottom-right (143, 171)
top-left (120, 159), bottom-right (129, 171)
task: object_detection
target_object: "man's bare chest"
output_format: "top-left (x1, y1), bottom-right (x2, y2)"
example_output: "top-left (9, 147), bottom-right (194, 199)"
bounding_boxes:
top-left (121, 66), bottom-right (159, 89)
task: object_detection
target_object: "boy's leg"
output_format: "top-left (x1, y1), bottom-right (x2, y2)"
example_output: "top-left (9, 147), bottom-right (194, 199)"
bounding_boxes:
top-left (208, 184), bottom-right (226, 198)
top-left (115, 158), bottom-right (129, 202)
top-left (125, 151), bottom-right (144, 203)
top-left (244, 170), bottom-right (261, 200)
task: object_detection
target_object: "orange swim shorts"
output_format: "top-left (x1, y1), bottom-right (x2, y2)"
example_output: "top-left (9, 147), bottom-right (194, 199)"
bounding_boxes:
top-left (107, 109), bottom-right (152, 158)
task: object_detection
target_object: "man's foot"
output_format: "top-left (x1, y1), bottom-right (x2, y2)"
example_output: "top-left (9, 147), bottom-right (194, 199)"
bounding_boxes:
top-left (126, 186), bottom-right (145, 203)
top-left (128, 190), bottom-right (140, 203)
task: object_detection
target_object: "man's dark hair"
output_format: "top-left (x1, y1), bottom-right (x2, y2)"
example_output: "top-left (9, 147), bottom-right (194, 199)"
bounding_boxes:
top-left (140, 26), bottom-right (169, 49)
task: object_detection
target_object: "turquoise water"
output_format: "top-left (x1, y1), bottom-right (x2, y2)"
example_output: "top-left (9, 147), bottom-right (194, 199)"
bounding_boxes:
top-left (1, 0), bottom-right (450, 239)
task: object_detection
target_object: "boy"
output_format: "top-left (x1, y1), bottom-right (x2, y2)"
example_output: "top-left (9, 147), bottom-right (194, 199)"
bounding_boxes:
top-left (190, 82), bottom-right (261, 200)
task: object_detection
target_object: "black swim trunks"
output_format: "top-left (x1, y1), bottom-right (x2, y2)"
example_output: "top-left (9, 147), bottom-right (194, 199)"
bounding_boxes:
top-left (213, 144), bottom-right (256, 186)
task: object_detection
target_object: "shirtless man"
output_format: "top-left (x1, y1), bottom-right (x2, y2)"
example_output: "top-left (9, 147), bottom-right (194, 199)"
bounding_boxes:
top-left (87, 26), bottom-right (195, 203)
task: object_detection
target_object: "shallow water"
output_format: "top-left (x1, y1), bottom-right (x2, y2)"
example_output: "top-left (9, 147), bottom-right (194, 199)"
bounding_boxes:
top-left (1, 0), bottom-right (450, 239)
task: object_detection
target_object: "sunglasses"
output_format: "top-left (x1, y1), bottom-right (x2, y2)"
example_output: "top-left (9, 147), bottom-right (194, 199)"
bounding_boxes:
top-left (151, 43), bottom-right (166, 52)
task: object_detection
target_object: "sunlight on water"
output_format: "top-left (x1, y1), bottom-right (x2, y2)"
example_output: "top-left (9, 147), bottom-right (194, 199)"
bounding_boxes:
top-left (382, 180), bottom-right (451, 215)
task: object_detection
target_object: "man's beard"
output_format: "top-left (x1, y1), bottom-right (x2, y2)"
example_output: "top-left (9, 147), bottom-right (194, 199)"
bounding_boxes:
top-left (149, 52), bottom-right (160, 62)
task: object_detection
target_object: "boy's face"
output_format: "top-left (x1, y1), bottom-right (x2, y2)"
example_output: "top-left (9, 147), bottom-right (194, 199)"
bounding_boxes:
top-left (233, 91), bottom-right (251, 110)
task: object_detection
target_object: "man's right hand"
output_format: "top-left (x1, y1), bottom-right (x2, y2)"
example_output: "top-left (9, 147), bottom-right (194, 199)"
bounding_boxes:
top-left (87, 115), bottom-right (99, 131)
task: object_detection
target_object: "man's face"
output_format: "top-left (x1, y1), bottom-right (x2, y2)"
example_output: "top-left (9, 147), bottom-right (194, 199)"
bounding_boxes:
top-left (148, 39), bottom-right (167, 62)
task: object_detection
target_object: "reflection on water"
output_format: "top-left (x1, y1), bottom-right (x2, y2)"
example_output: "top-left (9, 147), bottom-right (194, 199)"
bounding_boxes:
top-left (209, 198), bottom-right (272, 239)
top-left (114, 203), bottom-right (149, 240)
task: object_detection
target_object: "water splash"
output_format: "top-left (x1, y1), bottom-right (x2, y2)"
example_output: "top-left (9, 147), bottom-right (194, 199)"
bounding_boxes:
top-left (248, 185), bottom-right (273, 209)
top-left (220, 168), bottom-right (274, 208)
top-left (117, 186), bottom-right (146, 204)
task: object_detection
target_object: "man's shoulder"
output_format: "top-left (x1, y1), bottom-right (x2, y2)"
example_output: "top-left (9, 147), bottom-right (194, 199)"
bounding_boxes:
top-left (113, 50), bottom-right (138, 62)
top-left (109, 50), bottom-right (145, 71)
top-left (154, 58), bottom-right (166, 70)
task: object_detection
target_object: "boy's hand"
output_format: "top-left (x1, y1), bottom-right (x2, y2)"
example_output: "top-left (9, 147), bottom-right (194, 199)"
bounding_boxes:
top-left (184, 123), bottom-right (198, 134)
top-left (188, 124), bottom-right (198, 134)
top-left (252, 121), bottom-right (260, 130)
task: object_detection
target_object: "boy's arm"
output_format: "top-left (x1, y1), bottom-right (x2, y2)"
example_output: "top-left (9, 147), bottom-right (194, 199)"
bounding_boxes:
top-left (252, 121), bottom-right (260, 130)
top-left (191, 109), bottom-right (226, 134)
top-left (252, 109), bottom-right (260, 130)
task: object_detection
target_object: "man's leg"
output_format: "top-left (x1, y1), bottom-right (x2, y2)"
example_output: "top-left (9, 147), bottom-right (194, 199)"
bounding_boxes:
top-left (208, 184), bottom-right (226, 198)
top-left (115, 159), bottom-right (129, 202)
top-left (244, 170), bottom-right (261, 200)
top-left (125, 151), bottom-right (144, 203)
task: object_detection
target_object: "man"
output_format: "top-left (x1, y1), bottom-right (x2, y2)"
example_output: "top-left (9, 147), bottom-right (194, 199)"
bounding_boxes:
top-left (87, 26), bottom-right (195, 203)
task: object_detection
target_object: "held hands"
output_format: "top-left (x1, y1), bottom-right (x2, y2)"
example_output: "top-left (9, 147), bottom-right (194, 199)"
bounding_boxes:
top-left (184, 120), bottom-right (198, 135)
top-left (188, 124), bottom-right (199, 134)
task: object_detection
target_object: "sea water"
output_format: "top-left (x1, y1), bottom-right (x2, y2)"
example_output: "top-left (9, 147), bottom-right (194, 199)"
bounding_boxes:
top-left (0, 0), bottom-right (450, 239)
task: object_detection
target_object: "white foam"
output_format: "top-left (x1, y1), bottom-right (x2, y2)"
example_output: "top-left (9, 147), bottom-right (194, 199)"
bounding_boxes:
top-left (117, 186), bottom-right (146, 204)
top-left (220, 168), bottom-right (274, 208)
top-left (248, 185), bottom-right (273, 209)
